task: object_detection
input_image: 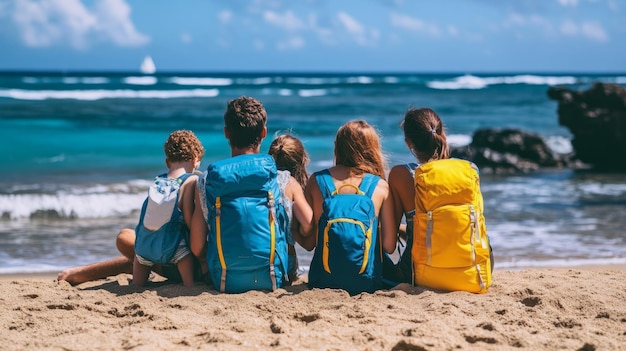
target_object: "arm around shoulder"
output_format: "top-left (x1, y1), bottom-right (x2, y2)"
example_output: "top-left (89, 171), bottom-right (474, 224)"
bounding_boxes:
top-left (288, 176), bottom-right (314, 239)
top-left (296, 175), bottom-right (321, 251)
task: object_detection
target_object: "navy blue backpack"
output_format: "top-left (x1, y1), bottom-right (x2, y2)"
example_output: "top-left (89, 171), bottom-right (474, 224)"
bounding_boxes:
top-left (308, 170), bottom-right (383, 295)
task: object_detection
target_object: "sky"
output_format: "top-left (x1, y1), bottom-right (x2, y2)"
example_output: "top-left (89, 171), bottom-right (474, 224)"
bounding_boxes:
top-left (0, 0), bottom-right (625, 73)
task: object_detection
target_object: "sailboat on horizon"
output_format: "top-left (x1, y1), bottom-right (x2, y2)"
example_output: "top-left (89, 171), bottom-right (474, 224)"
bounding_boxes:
top-left (140, 55), bottom-right (156, 75)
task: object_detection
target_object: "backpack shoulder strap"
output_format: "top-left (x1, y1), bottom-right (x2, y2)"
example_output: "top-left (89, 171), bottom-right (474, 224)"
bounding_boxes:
top-left (176, 172), bottom-right (192, 184)
top-left (154, 172), bottom-right (168, 181)
top-left (404, 162), bottom-right (419, 177)
top-left (358, 173), bottom-right (380, 198)
top-left (314, 169), bottom-right (336, 199)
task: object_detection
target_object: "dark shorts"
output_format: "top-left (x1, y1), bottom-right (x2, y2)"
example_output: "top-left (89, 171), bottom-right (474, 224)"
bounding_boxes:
top-left (382, 233), bottom-right (495, 288)
top-left (159, 256), bottom-right (205, 283)
top-left (382, 247), bottom-right (413, 288)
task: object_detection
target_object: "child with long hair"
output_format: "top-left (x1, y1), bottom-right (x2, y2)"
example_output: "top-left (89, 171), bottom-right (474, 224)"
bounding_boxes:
top-left (380, 107), bottom-right (493, 290)
top-left (379, 107), bottom-right (449, 285)
top-left (268, 133), bottom-right (313, 282)
top-left (303, 120), bottom-right (390, 294)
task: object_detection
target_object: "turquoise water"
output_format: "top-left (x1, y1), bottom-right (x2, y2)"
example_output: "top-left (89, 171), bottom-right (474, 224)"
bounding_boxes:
top-left (1, 71), bottom-right (626, 273)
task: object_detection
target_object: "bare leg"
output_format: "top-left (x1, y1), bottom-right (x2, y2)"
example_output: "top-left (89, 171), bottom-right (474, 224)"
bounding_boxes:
top-left (132, 256), bottom-right (151, 286)
top-left (57, 256), bottom-right (133, 286)
top-left (57, 228), bottom-right (136, 285)
top-left (176, 255), bottom-right (195, 287)
top-left (116, 228), bottom-right (136, 260)
top-left (288, 244), bottom-right (299, 283)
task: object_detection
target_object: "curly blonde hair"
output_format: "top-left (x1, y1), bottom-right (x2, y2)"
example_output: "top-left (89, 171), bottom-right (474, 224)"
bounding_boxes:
top-left (164, 130), bottom-right (205, 162)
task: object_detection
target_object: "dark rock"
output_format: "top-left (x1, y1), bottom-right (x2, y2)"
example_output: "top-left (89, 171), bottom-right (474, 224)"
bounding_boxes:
top-left (547, 82), bottom-right (626, 171)
top-left (450, 128), bottom-right (573, 175)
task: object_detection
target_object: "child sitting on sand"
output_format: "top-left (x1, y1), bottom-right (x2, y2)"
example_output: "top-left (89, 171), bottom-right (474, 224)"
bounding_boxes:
top-left (57, 130), bottom-right (205, 287)
top-left (380, 108), bottom-right (493, 293)
top-left (132, 130), bottom-right (205, 287)
top-left (268, 133), bottom-right (314, 282)
top-left (302, 120), bottom-right (390, 295)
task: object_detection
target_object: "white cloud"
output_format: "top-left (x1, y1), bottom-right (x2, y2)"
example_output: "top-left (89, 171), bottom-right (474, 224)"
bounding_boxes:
top-left (218, 10), bottom-right (232, 24)
top-left (307, 14), bottom-right (334, 44)
top-left (254, 39), bottom-right (265, 50)
top-left (370, 28), bottom-right (381, 41)
top-left (502, 13), bottom-right (557, 38)
top-left (337, 11), bottom-right (378, 46)
top-left (390, 13), bottom-right (424, 31)
top-left (447, 25), bottom-right (459, 37)
top-left (504, 13), bottom-right (527, 27)
top-left (276, 36), bottom-right (304, 50)
top-left (307, 14), bottom-right (333, 38)
top-left (337, 11), bottom-right (365, 36)
top-left (560, 20), bottom-right (579, 35)
top-left (580, 21), bottom-right (608, 41)
top-left (10, 0), bottom-right (148, 49)
top-left (389, 13), bottom-right (441, 36)
top-left (504, 12), bottom-right (609, 42)
top-left (13, 0), bottom-right (96, 48)
top-left (560, 20), bottom-right (608, 41)
top-left (0, 2), bottom-right (9, 16)
top-left (263, 10), bottom-right (305, 31)
top-left (557, 0), bottom-right (578, 6)
top-left (93, 0), bottom-right (149, 47)
top-left (181, 32), bottom-right (192, 44)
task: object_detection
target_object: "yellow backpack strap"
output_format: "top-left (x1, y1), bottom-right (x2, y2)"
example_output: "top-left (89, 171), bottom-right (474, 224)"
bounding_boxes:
top-left (359, 226), bottom-right (372, 274)
top-left (215, 197), bottom-right (227, 292)
top-left (267, 191), bottom-right (277, 290)
top-left (332, 183), bottom-right (364, 195)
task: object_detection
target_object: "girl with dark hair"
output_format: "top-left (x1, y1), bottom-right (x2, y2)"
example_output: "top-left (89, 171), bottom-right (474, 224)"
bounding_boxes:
top-left (380, 108), bottom-right (450, 285)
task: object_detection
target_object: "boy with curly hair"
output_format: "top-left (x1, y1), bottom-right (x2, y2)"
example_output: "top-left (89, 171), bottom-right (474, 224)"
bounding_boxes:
top-left (58, 130), bottom-right (205, 286)
top-left (133, 130), bottom-right (205, 286)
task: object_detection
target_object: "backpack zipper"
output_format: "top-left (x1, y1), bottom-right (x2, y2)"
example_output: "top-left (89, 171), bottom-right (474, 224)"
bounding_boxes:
top-left (322, 218), bottom-right (370, 274)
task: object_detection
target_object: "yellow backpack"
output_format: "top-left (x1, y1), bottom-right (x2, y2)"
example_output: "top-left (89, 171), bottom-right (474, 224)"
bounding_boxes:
top-left (411, 159), bottom-right (492, 293)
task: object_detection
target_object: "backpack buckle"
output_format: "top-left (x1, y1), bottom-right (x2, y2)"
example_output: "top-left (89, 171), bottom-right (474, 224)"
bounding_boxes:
top-left (215, 197), bottom-right (221, 217)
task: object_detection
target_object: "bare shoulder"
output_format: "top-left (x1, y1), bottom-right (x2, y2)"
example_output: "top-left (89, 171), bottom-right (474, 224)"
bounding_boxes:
top-left (180, 174), bottom-right (199, 195)
top-left (388, 164), bottom-right (414, 188)
top-left (182, 173), bottom-right (199, 186)
top-left (284, 175), bottom-right (302, 198)
top-left (304, 173), bottom-right (320, 193)
top-left (372, 178), bottom-right (389, 203)
top-left (375, 177), bottom-right (389, 192)
top-left (389, 164), bottom-right (412, 180)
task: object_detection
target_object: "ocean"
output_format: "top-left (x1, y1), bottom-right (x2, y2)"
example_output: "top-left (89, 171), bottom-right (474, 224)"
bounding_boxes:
top-left (1, 71), bottom-right (626, 275)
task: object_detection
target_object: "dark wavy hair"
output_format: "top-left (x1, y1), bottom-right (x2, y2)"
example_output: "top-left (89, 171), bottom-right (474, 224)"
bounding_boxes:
top-left (402, 107), bottom-right (449, 163)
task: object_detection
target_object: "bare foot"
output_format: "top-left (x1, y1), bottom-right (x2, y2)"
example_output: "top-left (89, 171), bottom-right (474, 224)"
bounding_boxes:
top-left (57, 267), bottom-right (83, 286)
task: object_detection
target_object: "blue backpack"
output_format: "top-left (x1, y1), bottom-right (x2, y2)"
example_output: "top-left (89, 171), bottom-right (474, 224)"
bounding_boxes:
top-left (308, 170), bottom-right (383, 295)
top-left (203, 154), bottom-right (289, 293)
top-left (134, 173), bottom-right (191, 265)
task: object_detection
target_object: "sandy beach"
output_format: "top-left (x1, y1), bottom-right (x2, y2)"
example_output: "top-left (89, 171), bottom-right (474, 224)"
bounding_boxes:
top-left (1, 266), bottom-right (625, 350)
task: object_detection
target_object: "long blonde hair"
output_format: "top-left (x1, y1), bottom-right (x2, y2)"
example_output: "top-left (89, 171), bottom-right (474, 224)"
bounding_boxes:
top-left (268, 134), bottom-right (310, 189)
top-left (334, 120), bottom-right (387, 179)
